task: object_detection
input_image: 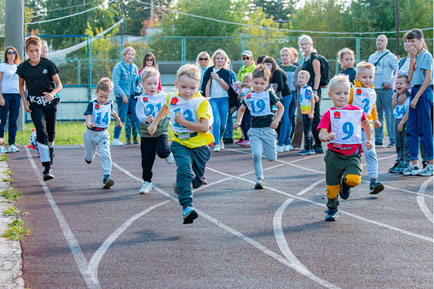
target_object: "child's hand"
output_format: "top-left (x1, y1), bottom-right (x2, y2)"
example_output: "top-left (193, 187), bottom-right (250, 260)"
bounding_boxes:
top-left (374, 120), bottom-right (382, 128)
top-left (23, 100), bottom-right (32, 113)
top-left (397, 122), bottom-right (404, 132)
top-left (365, 140), bottom-right (373, 150)
top-left (145, 115), bottom-right (153, 124)
top-left (43, 92), bottom-right (55, 102)
top-left (410, 98), bottom-right (419, 109)
top-left (86, 122), bottom-right (96, 129)
top-left (174, 111), bottom-right (185, 125)
top-left (234, 121), bottom-right (241, 130)
top-left (116, 121), bottom-right (123, 128)
top-left (0, 137), bottom-right (5, 146)
top-left (147, 124), bottom-right (156, 135)
top-left (308, 113), bottom-right (314, 119)
top-left (323, 132), bottom-right (336, 142)
top-left (270, 119), bottom-right (279, 129)
top-left (0, 98), bottom-right (5, 106)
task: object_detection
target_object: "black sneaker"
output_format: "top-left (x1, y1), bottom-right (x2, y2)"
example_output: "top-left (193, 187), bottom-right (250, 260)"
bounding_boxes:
top-left (422, 160), bottom-right (429, 169)
top-left (255, 180), bottom-right (265, 190)
top-left (375, 141), bottom-right (383, 146)
top-left (223, 138), bottom-right (234, 144)
top-left (43, 168), bottom-right (54, 181)
top-left (324, 208), bottom-right (338, 221)
top-left (339, 177), bottom-right (351, 200)
top-left (313, 146), bottom-right (324, 154)
top-left (85, 159), bottom-right (92, 164)
top-left (103, 176), bottom-right (114, 189)
top-left (369, 180), bottom-right (384, 194)
top-left (389, 161), bottom-right (399, 173)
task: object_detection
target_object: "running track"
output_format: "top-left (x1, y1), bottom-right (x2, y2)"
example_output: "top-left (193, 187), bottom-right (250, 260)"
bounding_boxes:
top-left (9, 143), bottom-right (433, 288)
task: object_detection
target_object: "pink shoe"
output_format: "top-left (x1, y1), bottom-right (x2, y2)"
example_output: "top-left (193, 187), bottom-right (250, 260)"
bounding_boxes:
top-left (240, 140), bottom-right (250, 146)
top-left (235, 139), bottom-right (244, 145)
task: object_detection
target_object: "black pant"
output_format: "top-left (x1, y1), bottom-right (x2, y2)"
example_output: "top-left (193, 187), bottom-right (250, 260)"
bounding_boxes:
top-left (141, 135), bottom-right (170, 182)
top-left (302, 114), bottom-right (313, 150)
top-left (30, 100), bottom-right (58, 145)
top-left (312, 96), bottom-right (321, 148)
top-left (0, 93), bottom-right (21, 144)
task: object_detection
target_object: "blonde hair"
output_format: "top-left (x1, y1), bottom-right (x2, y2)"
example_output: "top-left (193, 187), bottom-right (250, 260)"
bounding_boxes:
top-left (288, 47), bottom-right (298, 59)
top-left (140, 66), bottom-right (160, 82)
top-left (298, 70), bottom-right (310, 80)
top-left (328, 74), bottom-right (351, 92)
top-left (242, 73), bottom-right (252, 82)
top-left (337, 48), bottom-right (355, 68)
top-left (121, 46), bottom-right (136, 57)
top-left (280, 47), bottom-right (291, 55)
top-left (195, 51), bottom-right (210, 66)
top-left (298, 34), bottom-right (313, 47)
top-left (25, 36), bottom-right (41, 50)
top-left (96, 77), bottom-right (114, 92)
top-left (356, 61), bottom-right (375, 75)
top-left (177, 64), bottom-right (201, 82)
top-left (210, 49), bottom-right (229, 67)
top-left (252, 65), bottom-right (271, 82)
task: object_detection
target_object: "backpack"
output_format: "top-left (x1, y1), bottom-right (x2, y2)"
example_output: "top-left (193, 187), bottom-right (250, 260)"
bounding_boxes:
top-left (309, 52), bottom-right (331, 87)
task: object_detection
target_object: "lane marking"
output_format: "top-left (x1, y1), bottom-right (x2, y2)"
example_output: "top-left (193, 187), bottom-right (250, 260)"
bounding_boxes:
top-left (416, 177), bottom-right (433, 223)
top-left (206, 166), bottom-right (433, 243)
top-left (88, 200), bottom-right (170, 280)
top-left (273, 179), bottom-right (340, 289)
top-left (25, 147), bottom-right (101, 289)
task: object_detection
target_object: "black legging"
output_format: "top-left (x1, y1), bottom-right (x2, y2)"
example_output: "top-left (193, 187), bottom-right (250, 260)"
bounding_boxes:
top-left (140, 134), bottom-right (171, 182)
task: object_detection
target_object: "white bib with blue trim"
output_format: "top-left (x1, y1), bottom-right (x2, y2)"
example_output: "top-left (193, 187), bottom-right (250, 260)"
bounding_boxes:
top-left (91, 101), bottom-right (112, 129)
top-left (331, 109), bottom-right (363, 144)
top-left (168, 94), bottom-right (204, 134)
top-left (352, 87), bottom-right (376, 116)
top-left (393, 97), bottom-right (410, 119)
top-left (139, 92), bottom-right (167, 118)
top-left (244, 91), bottom-right (272, 117)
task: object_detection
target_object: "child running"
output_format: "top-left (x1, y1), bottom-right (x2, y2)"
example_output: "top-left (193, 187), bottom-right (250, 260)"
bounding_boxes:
top-left (234, 65), bottom-right (284, 189)
top-left (148, 64), bottom-right (214, 224)
top-left (403, 28), bottom-right (433, 176)
top-left (318, 75), bottom-right (373, 221)
top-left (236, 73), bottom-right (252, 146)
top-left (136, 67), bottom-right (173, 194)
top-left (348, 62), bottom-right (384, 194)
top-left (297, 70), bottom-right (315, 155)
top-left (389, 75), bottom-right (411, 173)
top-left (83, 78), bottom-right (122, 189)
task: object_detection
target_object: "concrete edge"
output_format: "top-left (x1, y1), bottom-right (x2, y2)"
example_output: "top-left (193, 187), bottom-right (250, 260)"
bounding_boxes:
top-left (0, 160), bottom-right (25, 289)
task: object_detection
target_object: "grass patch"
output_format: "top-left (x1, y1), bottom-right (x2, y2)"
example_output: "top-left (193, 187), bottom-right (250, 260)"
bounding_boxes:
top-left (3, 206), bottom-right (20, 216)
top-left (2, 169), bottom-right (12, 177)
top-left (1, 188), bottom-right (22, 200)
top-left (0, 154), bottom-right (7, 162)
top-left (1, 219), bottom-right (31, 241)
top-left (2, 177), bottom-right (13, 183)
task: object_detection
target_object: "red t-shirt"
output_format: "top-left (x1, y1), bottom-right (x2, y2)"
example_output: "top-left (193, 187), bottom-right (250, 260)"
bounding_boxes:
top-left (317, 104), bottom-right (367, 156)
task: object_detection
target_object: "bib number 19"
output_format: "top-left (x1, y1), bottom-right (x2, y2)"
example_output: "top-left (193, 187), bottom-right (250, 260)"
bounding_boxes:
top-left (250, 99), bottom-right (266, 114)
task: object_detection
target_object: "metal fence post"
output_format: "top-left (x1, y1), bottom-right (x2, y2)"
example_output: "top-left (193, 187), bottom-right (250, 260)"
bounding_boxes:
top-left (181, 37), bottom-right (186, 64)
top-left (87, 35), bottom-right (92, 100)
top-left (355, 37), bottom-right (360, 63)
top-left (76, 59), bottom-right (81, 86)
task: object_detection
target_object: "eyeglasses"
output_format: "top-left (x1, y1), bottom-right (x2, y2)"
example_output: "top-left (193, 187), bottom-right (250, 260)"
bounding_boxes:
top-left (199, 58), bottom-right (208, 61)
top-left (242, 56), bottom-right (250, 60)
top-left (146, 58), bottom-right (154, 62)
top-left (7, 51), bottom-right (16, 55)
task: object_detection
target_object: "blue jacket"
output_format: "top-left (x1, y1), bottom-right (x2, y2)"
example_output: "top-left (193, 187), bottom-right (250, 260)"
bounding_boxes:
top-left (112, 60), bottom-right (140, 98)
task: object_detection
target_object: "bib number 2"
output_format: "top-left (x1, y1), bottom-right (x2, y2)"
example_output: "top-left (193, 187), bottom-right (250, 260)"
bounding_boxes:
top-left (361, 98), bottom-right (370, 113)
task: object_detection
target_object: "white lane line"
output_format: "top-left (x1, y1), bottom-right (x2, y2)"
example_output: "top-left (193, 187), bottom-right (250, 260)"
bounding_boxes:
top-left (25, 147), bottom-right (101, 289)
top-left (88, 200), bottom-right (170, 280)
top-left (416, 177), bottom-right (433, 223)
top-left (273, 180), bottom-right (340, 289)
top-left (206, 166), bottom-right (433, 243)
top-left (111, 160), bottom-right (337, 287)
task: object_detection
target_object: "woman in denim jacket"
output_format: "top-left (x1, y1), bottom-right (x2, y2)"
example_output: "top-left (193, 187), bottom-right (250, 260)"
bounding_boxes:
top-left (111, 46), bottom-right (141, 146)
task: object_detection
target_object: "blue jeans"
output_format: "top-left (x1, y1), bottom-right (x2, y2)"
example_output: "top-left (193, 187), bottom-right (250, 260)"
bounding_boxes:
top-left (248, 127), bottom-right (277, 181)
top-left (223, 111), bottom-right (234, 139)
top-left (0, 93), bottom-right (21, 145)
top-left (361, 127), bottom-right (378, 179)
top-left (375, 88), bottom-right (395, 144)
top-left (277, 94), bottom-right (293, 146)
top-left (209, 97), bottom-right (229, 145)
top-left (113, 96), bottom-right (140, 139)
top-left (289, 90), bottom-right (297, 138)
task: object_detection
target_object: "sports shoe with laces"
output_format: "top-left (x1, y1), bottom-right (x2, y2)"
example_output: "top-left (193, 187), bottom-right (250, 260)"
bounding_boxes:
top-left (276, 145), bottom-right (284, 153)
top-left (255, 180), bottom-right (265, 190)
top-left (103, 176), bottom-right (114, 189)
top-left (403, 165), bottom-right (420, 176)
top-left (369, 180), bottom-right (384, 194)
top-left (339, 177), bottom-right (351, 200)
top-left (283, 145), bottom-right (291, 152)
top-left (297, 149), bottom-right (310, 155)
top-left (139, 181), bottom-right (152, 194)
top-left (220, 140), bottom-right (225, 149)
top-left (389, 161), bottom-right (400, 173)
top-left (213, 144), bottom-right (220, 152)
top-left (183, 206), bottom-right (198, 224)
top-left (8, 144), bottom-right (19, 153)
top-left (418, 164), bottom-right (433, 176)
top-left (43, 168), bottom-right (54, 181)
top-left (313, 146), bottom-right (324, 154)
top-left (324, 208), bottom-right (338, 221)
top-left (240, 140), bottom-right (250, 146)
top-left (0, 145), bottom-right (8, 153)
top-left (111, 138), bottom-right (124, 146)
top-left (165, 152), bottom-right (174, 164)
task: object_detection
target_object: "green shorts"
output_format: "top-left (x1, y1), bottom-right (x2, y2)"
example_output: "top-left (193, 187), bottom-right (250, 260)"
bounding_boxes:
top-left (324, 149), bottom-right (362, 186)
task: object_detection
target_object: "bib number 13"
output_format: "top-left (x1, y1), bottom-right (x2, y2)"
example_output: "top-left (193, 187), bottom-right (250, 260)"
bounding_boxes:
top-left (342, 122), bottom-right (354, 140)
top-left (172, 108), bottom-right (194, 127)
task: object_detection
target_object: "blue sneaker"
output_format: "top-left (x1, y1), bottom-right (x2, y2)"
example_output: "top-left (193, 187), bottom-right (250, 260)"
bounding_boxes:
top-left (324, 208), bottom-right (338, 221)
top-left (298, 149), bottom-right (314, 155)
top-left (183, 207), bottom-right (198, 224)
top-left (339, 176), bottom-right (351, 200)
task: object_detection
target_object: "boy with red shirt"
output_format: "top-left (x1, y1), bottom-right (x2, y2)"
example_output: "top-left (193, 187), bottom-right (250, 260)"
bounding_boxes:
top-left (318, 75), bottom-right (373, 221)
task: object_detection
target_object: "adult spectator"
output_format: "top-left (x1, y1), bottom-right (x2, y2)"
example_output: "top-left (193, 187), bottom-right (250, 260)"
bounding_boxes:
top-left (237, 50), bottom-right (256, 82)
top-left (368, 34), bottom-right (398, 147)
top-left (112, 47), bottom-right (141, 146)
top-left (196, 51), bottom-right (210, 88)
top-left (0, 46), bottom-right (21, 153)
top-left (139, 52), bottom-right (162, 91)
top-left (299, 34), bottom-right (323, 154)
top-left (222, 58), bottom-right (238, 144)
top-left (41, 40), bottom-right (48, 58)
top-left (201, 49), bottom-right (233, 152)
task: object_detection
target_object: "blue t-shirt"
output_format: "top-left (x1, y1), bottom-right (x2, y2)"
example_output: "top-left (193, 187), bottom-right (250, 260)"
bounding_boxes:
top-left (411, 49), bottom-right (434, 86)
top-left (339, 68), bottom-right (356, 84)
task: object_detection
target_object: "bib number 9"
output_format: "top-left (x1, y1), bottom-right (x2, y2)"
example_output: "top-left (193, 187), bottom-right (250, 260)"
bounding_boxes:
top-left (96, 112), bottom-right (109, 125)
top-left (172, 108), bottom-right (194, 127)
top-left (342, 122), bottom-right (354, 140)
top-left (250, 99), bottom-right (266, 114)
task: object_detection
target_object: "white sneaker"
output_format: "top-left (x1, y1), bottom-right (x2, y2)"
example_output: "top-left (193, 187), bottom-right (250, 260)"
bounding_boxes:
top-left (276, 145), bottom-right (284, 153)
top-left (288, 144), bottom-right (294, 150)
top-left (139, 181), bottom-right (152, 194)
top-left (0, 145), bottom-right (7, 153)
top-left (402, 165), bottom-right (420, 176)
top-left (283, 145), bottom-right (291, 152)
top-left (213, 144), bottom-right (220, 152)
top-left (220, 139), bottom-right (225, 150)
top-left (8, 144), bottom-right (19, 153)
top-left (112, 138), bottom-right (124, 146)
top-left (166, 152), bottom-right (174, 164)
top-left (418, 164), bottom-right (433, 176)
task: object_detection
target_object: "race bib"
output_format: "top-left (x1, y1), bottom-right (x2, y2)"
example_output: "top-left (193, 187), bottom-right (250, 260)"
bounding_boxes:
top-left (91, 102), bottom-right (112, 129)
top-left (168, 94), bottom-right (202, 134)
top-left (140, 92), bottom-right (166, 118)
top-left (393, 98), bottom-right (410, 119)
top-left (331, 109), bottom-right (362, 144)
top-left (352, 87), bottom-right (376, 115)
top-left (244, 91), bottom-right (272, 117)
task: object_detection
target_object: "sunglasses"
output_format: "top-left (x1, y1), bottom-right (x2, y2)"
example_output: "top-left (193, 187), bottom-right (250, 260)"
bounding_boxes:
top-left (146, 58), bottom-right (154, 61)
top-left (7, 51), bottom-right (16, 55)
top-left (199, 58), bottom-right (208, 61)
top-left (242, 56), bottom-right (250, 60)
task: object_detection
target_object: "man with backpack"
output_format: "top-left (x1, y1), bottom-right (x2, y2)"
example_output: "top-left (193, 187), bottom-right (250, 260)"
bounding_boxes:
top-left (299, 34), bottom-right (331, 154)
top-left (368, 34), bottom-right (399, 147)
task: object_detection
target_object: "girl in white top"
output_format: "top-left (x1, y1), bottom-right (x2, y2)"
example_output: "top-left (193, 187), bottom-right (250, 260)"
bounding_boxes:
top-left (0, 46), bottom-right (21, 153)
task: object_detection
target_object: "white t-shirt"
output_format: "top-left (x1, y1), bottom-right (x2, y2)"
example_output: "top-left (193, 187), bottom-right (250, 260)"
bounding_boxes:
top-left (210, 68), bottom-right (228, 98)
top-left (0, 63), bottom-right (19, 94)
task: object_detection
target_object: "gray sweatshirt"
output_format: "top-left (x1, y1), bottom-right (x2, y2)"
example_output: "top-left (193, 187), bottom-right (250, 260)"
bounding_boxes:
top-left (368, 49), bottom-right (398, 89)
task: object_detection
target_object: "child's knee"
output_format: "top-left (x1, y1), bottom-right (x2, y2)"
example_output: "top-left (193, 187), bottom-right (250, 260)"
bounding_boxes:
top-left (345, 174), bottom-right (361, 187)
top-left (326, 184), bottom-right (340, 199)
top-left (252, 152), bottom-right (262, 162)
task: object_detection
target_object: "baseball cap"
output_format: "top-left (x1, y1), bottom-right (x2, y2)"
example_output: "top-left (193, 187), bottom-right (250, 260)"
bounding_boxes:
top-left (242, 50), bottom-right (253, 58)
